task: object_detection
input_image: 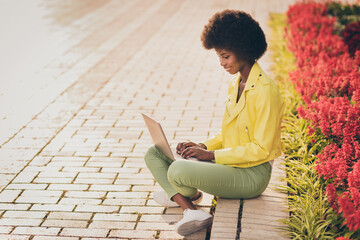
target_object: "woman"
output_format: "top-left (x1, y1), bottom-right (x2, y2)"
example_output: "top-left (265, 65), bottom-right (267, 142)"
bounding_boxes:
top-left (144, 9), bottom-right (284, 236)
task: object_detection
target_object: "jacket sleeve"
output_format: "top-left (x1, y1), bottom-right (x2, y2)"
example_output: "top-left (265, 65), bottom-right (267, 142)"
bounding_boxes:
top-left (214, 85), bottom-right (283, 165)
top-left (203, 131), bottom-right (223, 151)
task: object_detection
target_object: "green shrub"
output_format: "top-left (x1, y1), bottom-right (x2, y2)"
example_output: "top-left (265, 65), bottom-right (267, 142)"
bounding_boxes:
top-left (326, 1), bottom-right (360, 35)
top-left (269, 13), bottom-right (339, 239)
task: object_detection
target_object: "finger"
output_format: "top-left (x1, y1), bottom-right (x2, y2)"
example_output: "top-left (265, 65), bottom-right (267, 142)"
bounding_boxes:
top-left (180, 147), bottom-right (192, 158)
top-left (178, 142), bottom-right (189, 153)
top-left (178, 142), bottom-right (190, 153)
top-left (182, 147), bottom-right (199, 158)
top-left (183, 142), bottom-right (196, 149)
top-left (185, 149), bottom-right (200, 159)
top-left (176, 143), bottom-right (184, 153)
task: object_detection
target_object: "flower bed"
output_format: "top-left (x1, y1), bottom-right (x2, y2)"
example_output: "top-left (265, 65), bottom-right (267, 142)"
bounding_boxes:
top-left (284, 1), bottom-right (360, 237)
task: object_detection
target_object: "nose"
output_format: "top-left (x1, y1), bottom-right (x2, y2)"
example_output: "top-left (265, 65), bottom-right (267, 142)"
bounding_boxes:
top-left (220, 57), bottom-right (226, 67)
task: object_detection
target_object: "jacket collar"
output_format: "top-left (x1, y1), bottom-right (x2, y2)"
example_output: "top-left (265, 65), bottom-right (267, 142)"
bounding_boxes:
top-left (225, 62), bottom-right (262, 125)
top-left (243, 61), bottom-right (262, 91)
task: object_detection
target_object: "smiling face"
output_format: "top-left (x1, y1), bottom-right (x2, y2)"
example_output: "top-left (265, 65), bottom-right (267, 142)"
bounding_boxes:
top-left (215, 49), bottom-right (246, 75)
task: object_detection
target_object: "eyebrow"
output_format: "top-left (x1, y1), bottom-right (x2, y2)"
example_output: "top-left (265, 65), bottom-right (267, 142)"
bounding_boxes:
top-left (218, 52), bottom-right (229, 56)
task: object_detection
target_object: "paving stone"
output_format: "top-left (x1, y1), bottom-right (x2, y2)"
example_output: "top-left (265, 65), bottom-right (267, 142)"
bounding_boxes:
top-left (75, 205), bottom-right (119, 213)
top-left (0, 1), bottom-right (294, 239)
top-left (160, 229), bottom-right (208, 239)
top-left (88, 221), bottom-right (135, 229)
top-left (58, 198), bottom-right (102, 205)
top-left (73, 178), bottom-right (114, 184)
top-left (28, 157), bottom-right (53, 166)
top-left (0, 218), bottom-right (42, 227)
top-left (21, 190), bottom-right (64, 198)
top-left (3, 211), bottom-right (47, 219)
top-left (12, 226), bottom-right (61, 235)
top-left (23, 166), bottom-right (62, 172)
top-left (61, 167), bottom-right (100, 173)
top-left (6, 184), bottom-right (48, 190)
top-left (47, 212), bottom-right (92, 220)
top-left (140, 214), bottom-right (182, 223)
top-left (37, 172), bottom-right (78, 179)
top-left (211, 231), bottom-right (238, 239)
top-left (103, 198), bottom-right (147, 206)
top-left (47, 161), bottom-right (86, 167)
top-left (114, 179), bottom-right (155, 185)
top-left (34, 177), bottom-right (75, 184)
top-left (64, 191), bottom-right (105, 199)
top-left (30, 204), bottom-right (75, 212)
top-left (12, 172), bottom-right (39, 183)
top-left (15, 196), bottom-right (60, 204)
top-left (47, 184), bottom-right (89, 191)
top-left (0, 204), bottom-right (31, 211)
top-left (0, 226), bottom-right (13, 234)
top-left (0, 190), bottom-right (22, 203)
top-left (132, 185), bottom-right (162, 192)
top-left (60, 228), bottom-right (109, 238)
top-left (0, 235), bottom-right (31, 240)
top-left (32, 237), bottom-right (79, 240)
top-left (42, 219), bottom-right (88, 228)
top-left (242, 211), bottom-right (288, 222)
top-left (0, 174), bottom-right (16, 191)
top-left (116, 173), bottom-right (154, 179)
top-left (136, 222), bottom-right (175, 231)
top-left (88, 184), bottom-right (130, 192)
top-left (107, 191), bottom-right (148, 199)
top-left (77, 172), bottom-right (117, 179)
top-left (241, 216), bottom-right (286, 227)
top-left (108, 229), bottom-right (157, 239)
top-left (240, 228), bottom-right (288, 239)
top-left (120, 206), bottom-right (164, 214)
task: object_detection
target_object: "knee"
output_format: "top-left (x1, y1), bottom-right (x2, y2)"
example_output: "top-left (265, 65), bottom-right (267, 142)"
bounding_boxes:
top-left (144, 145), bottom-right (160, 166)
top-left (167, 161), bottom-right (188, 184)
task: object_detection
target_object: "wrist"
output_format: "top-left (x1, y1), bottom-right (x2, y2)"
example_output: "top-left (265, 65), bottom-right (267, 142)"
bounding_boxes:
top-left (210, 151), bottom-right (215, 162)
top-left (198, 143), bottom-right (207, 150)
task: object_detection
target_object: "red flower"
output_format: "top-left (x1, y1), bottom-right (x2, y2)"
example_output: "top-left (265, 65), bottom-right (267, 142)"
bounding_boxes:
top-left (286, 1), bottom-right (360, 231)
top-left (348, 161), bottom-right (360, 189)
top-left (338, 190), bottom-right (360, 231)
top-left (336, 237), bottom-right (352, 240)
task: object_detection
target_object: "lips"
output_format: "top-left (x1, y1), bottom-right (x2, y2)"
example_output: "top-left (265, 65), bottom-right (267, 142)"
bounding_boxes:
top-left (225, 67), bottom-right (231, 72)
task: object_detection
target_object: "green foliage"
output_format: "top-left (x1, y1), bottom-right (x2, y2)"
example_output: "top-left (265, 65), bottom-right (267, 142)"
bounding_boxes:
top-left (327, 1), bottom-right (360, 24)
top-left (284, 191), bottom-right (334, 240)
top-left (326, 1), bottom-right (360, 35)
top-left (269, 13), bottom-right (340, 239)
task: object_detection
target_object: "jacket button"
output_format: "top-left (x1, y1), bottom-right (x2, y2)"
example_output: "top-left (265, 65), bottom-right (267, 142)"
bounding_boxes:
top-left (259, 74), bottom-right (262, 76)
top-left (251, 85), bottom-right (254, 88)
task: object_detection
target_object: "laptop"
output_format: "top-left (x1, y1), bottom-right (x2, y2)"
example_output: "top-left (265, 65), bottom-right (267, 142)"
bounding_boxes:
top-left (141, 113), bottom-right (199, 161)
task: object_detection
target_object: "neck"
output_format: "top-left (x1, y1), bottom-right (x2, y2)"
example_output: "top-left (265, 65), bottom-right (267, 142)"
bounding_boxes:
top-left (239, 61), bottom-right (254, 83)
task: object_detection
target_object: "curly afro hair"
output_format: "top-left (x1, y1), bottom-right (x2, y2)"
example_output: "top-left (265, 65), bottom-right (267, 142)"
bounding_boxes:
top-left (201, 10), bottom-right (267, 63)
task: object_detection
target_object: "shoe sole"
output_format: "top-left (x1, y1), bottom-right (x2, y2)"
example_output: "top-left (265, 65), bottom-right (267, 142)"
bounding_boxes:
top-left (176, 216), bottom-right (213, 236)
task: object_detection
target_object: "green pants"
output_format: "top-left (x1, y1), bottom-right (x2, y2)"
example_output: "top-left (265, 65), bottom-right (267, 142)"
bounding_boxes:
top-left (144, 146), bottom-right (272, 200)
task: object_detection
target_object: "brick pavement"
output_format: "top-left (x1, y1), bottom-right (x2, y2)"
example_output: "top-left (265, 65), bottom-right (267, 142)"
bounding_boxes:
top-left (0, 0), bottom-right (294, 239)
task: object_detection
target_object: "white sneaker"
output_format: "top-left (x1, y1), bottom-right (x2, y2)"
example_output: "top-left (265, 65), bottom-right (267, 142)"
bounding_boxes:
top-left (153, 191), bottom-right (203, 207)
top-left (175, 209), bottom-right (213, 236)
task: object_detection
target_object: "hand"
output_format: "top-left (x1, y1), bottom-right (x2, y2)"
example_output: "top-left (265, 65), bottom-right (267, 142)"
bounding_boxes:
top-left (180, 147), bottom-right (215, 161)
top-left (176, 142), bottom-right (206, 154)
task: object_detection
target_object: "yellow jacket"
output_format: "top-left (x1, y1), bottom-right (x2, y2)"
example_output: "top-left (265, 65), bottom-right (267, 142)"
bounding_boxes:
top-left (203, 62), bottom-right (284, 168)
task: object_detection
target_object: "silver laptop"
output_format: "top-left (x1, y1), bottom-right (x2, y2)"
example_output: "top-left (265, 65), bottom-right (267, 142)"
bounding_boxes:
top-left (141, 113), bottom-right (198, 161)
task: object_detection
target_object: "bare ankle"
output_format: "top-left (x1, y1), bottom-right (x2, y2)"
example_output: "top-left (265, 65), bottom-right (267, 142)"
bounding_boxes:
top-left (190, 191), bottom-right (201, 201)
top-left (172, 193), bottom-right (197, 210)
